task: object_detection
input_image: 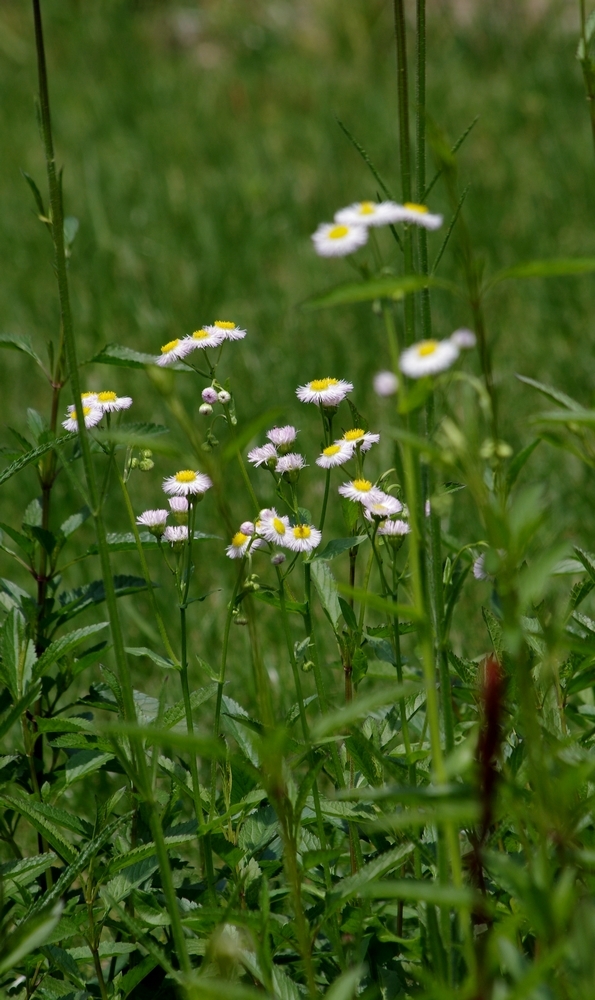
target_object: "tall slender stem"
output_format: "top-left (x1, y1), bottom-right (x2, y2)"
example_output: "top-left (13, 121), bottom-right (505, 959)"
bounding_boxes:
top-left (393, 0), bottom-right (415, 346)
top-left (31, 1), bottom-right (191, 975)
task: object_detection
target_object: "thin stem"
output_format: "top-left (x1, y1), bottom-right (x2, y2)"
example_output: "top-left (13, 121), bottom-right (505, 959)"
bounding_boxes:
top-left (393, 0), bottom-right (415, 346)
top-left (32, 1), bottom-right (191, 975)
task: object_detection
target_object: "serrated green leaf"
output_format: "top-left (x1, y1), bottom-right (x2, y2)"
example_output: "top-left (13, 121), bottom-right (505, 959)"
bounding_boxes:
top-left (0, 332), bottom-right (44, 366)
top-left (0, 793), bottom-right (78, 864)
top-left (313, 535), bottom-right (368, 561)
top-left (312, 683), bottom-right (420, 739)
top-left (0, 437), bottom-right (62, 488)
top-left (33, 622), bottom-right (109, 680)
top-left (310, 559), bottom-right (341, 630)
top-left (326, 843), bottom-right (414, 916)
top-left (0, 853), bottom-right (58, 888)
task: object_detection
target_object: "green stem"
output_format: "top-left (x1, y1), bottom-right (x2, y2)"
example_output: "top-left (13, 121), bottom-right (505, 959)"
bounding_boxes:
top-left (32, 0), bottom-right (191, 976)
top-left (393, 0), bottom-right (415, 346)
top-left (117, 467), bottom-right (179, 666)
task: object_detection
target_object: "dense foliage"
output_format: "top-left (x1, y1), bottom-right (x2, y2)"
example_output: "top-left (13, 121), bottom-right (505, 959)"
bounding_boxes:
top-left (4, 2), bottom-right (595, 999)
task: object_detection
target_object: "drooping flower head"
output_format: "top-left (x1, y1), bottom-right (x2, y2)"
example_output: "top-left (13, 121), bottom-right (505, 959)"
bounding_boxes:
top-left (266, 425), bottom-right (298, 448)
top-left (286, 523), bottom-right (322, 553)
top-left (377, 518), bottom-right (411, 537)
top-left (136, 509), bottom-right (169, 536)
top-left (334, 200), bottom-right (404, 227)
top-left (450, 328), bottom-right (477, 349)
top-left (95, 391), bottom-right (133, 412)
top-left (373, 370), bottom-right (399, 397)
top-left (296, 377), bottom-right (353, 407)
top-left (311, 222), bottom-right (368, 257)
top-left (363, 495), bottom-right (404, 520)
top-left (341, 428), bottom-right (380, 453)
top-left (275, 453), bottom-right (307, 476)
top-left (164, 525), bottom-right (189, 545)
top-left (62, 404), bottom-right (103, 433)
top-left (156, 338), bottom-right (193, 367)
top-left (162, 469), bottom-right (213, 497)
top-left (338, 479), bottom-right (385, 504)
top-left (206, 321), bottom-right (247, 342)
top-left (399, 339), bottom-right (459, 379)
top-left (315, 441), bottom-right (354, 469)
top-left (248, 443), bottom-right (278, 468)
top-left (393, 203), bottom-right (443, 230)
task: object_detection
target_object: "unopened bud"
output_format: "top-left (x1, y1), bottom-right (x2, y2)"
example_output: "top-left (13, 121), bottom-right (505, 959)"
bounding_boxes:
top-left (218, 389), bottom-right (231, 405)
top-left (199, 403), bottom-right (213, 416)
top-left (271, 552), bottom-right (285, 565)
top-left (138, 459), bottom-right (154, 472)
top-left (202, 387), bottom-right (219, 404)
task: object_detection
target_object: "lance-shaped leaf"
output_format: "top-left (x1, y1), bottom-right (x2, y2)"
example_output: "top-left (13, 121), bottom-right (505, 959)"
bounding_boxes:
top-left (0, 332), bottom-right (44, 367)
top-left (87, 342), bottom-right (188, 371)
top-left (0, 903), bottom-right (63, 975)
top-left (0, 793), bottom-right (78, 864)
top-left (0, 608), bottom-right (37, 699)
top-left (360, 879), bottom-right (477, 907)
top-left (33, 622), bottom-right (109, 680)
top-left (302, 274), bottom-right (458, 311)
top-left (311, 682), bottom-right (420, 739)
top-left (486, 256), bottom-right (595, 290)
top-left (325, 843), bottom-right (414, 916)
top-left (310, 559), bottom-right (341, 630)
top-left (0, 437), bottom-right (63, 489)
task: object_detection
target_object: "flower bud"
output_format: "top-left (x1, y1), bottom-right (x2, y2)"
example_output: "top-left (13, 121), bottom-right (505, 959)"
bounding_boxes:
top-left (202, 387), bottom-right (219, 404)
top-left (271, 552), bottom-right (286, 565)
top-left (199, 403), bottom-right (213, 416)
top-left (218, 389), bottom-right (231, 405)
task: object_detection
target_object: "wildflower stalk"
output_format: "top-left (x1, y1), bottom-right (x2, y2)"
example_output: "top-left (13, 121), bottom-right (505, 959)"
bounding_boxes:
top-left (117, 465), bottom-right (179, 666)
top-left (579, 0), bottom-right (595, 159)
top-left (393, 0), bottom-right (415, 346)
top-left (32, 0), bottom-right (191, 976)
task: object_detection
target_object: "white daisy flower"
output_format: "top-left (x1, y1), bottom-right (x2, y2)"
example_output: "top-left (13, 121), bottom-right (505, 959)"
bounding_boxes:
top-left (202, 387), bottom-right (219, 404)
top-left (95, 391), bottom-right (133, 412)
top-left (248, 443), bottom-right (278, 468)
top-left (311, 222), bottom-right (368, 258)
top-left (156, 338), bottom-right (194, 367)
top-left (296, 377), bottom-right (354, 407)
top-left (341, 428), bottom-right (380, 453)
top-left (334, 200), bottom-right (404, 227)
top-left (226, 530), bottom-right (252, 559)
top-left (266, 425), bottom-right (298, 448)
top-left (450, 328), bottom-right (477, 349)
top-left (186, 327), bottom-right (226, 351)
top-left (136, 509), bottom-right (169, 536)
top-left (81, 391), bottom-right (99, 403)
top-left (378, 518), bottom-right (411, 537)
top-left (393, 202), bottom-right (443, 230)
top-left (62, 404), bottom-right (104, 433)
top-left (286, 523), bottom-right (322, 553)
top-left (275, 453), bottom-right (307, 475)
top-left (339, 478), bottom-right (385, 504)
top-left (399, 339), bottom-right (459, 379)
top-left (162, 470), bottom-right (213, 497)
top-left (259, 509), bottom-right (291, 545)
top-left (373, 370), bottom-right (399, 397)
top-left (316, 441), bottom-right (354, 469)
top-left (164, 525), bottom-right (188, 545)
top-left (363, 495), bottom-right (404, 520)
top-left (208, 320), bottom-right (247, 342)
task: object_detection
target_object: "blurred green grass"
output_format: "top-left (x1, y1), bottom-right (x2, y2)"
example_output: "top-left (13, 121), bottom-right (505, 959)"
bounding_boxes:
top-left (1, 0), bottom-right (594, 704)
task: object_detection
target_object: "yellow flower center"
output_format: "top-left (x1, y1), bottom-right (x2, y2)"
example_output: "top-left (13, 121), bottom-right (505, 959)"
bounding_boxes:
top-left (232, 532), bottom-right (248, 547)
top-left (82, 406), bottom-right (93, 417)
top-left (403, 202), bottom-right (429, 214)
top-left (417, 340), bottom-right (438, 357)
top-left (328, 225), bottom-right (349, 240)
top-left (273, 517), bottom-right (286, 535)
top-left (293, 525), bottom-right (311, 540)
top-left (97, 391), bottom-right (117, 402)
top-left (310, 377), bottom-right (339, 392)
top-left (353, 479), bottom-right (372, 492)
top-left (192, 329), bottom-right (210, 340)
top-left (343, 428), bottom-right (364, 442)
top-left (214, 321), bottom-right (235, 329)
top-left (161, 339), bottom-right (180, 354)
top-left (358, 202), bottom-right (375, 215)
top-left (175, 470), bottom-right (197, 483)
top-left (323, 444), bottom-right (341, 456)
top-left (81, 391), bottom-right (96, 399)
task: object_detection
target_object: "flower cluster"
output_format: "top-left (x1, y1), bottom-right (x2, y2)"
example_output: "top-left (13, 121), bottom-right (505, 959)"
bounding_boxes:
top-left (136, 470), bottom-right (212, 543)
top-left (339, 478), bottom-right (409, 537)
top-left (399, 328), bottom-right (476, 379)
top-left (62, 391), bottom-right (132, 432)
top-left (248, 425), bottom-right (307, 479)
top-left (316, 428), bottom-right (379, 469)
top-left (226, 508), bottom-right (322, 559)
top-left (156, 320), bottom-right (246, 367)
top-left (312, 200), bottom-right (443, 258)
